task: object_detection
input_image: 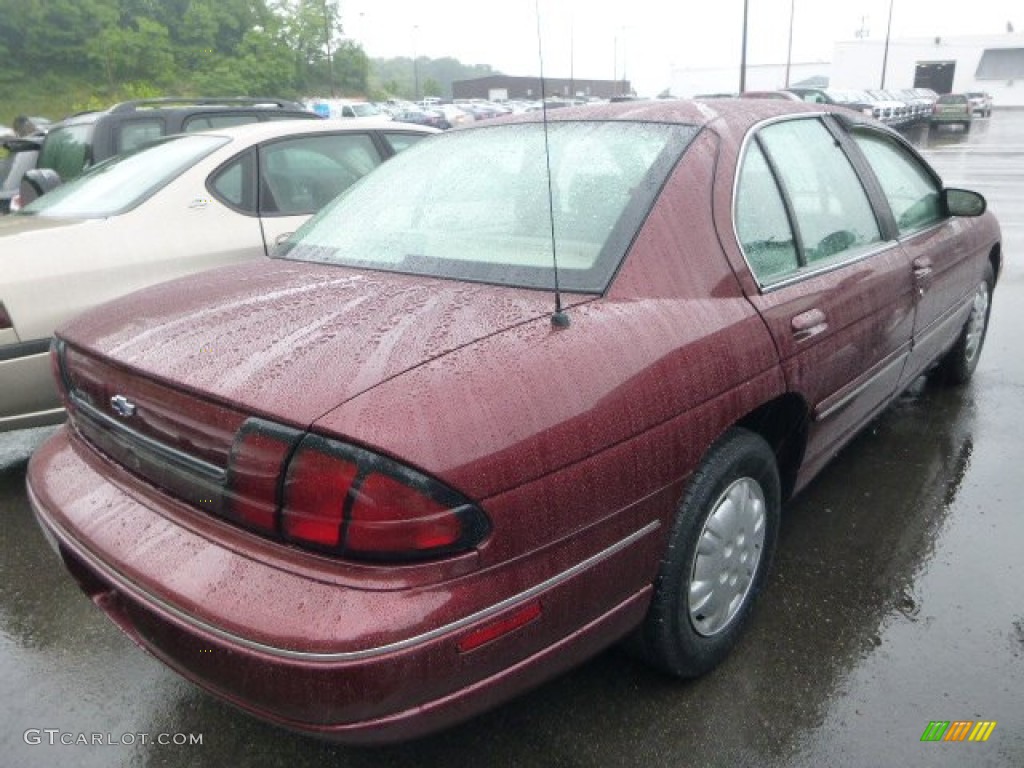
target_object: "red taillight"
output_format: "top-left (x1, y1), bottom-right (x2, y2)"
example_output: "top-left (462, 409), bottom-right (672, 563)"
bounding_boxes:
top-left (225, 422), bottom-right (302, 533)
top-left (347, 472), bottom-right (458, 554)
top-left (0, 301), bottom-right (12, 331)
top-left (281, 441), bottom-right (358, 547)
top-left (223, 421), bottom-right (490, 561)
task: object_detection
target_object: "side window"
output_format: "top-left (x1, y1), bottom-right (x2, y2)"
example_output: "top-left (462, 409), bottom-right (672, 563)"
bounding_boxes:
top-left (184, 114), bottom-right (259, 132)
top-left (258, 133), bottom-right (383, 215)
top-left (759, 118), bottom-right (882, 266)
top-left (209, 150), bottom-right (256, 213)
top-left (117, 119), bottom-right (165, 153)
top-left (735, 142), bottom-right (799, 283)
top-left (852, 131), bottom-right (942, 235)
top-left (383, 132), bottom-right (427, 154)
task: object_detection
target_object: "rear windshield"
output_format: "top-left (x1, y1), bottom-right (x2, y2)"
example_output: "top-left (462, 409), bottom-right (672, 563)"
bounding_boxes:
top-left (37, 123), bottom-right (95, 179)
top-left (937, 94), bottom-right (967, 104)
top-left (19, 134), bottom-right (229, 218)
top-left (278, 121), bottom-right (697, 293)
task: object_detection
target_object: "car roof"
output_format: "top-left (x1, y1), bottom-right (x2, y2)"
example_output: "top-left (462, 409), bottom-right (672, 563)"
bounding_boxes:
top-left (476, 98), bottom-right (847, 134)
top-left (190, 118), bottom-right (441, 144)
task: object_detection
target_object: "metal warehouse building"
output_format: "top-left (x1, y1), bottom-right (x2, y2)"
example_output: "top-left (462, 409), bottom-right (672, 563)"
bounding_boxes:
top-left (451, 75), bottom-right (632, 101)
top-left (832, 33), bottom-right (1024, 106)
top-left (670, 33), bottom-right (1024, 107)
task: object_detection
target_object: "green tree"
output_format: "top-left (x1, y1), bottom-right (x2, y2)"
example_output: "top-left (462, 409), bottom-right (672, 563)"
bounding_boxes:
top-left (86, 16), bottom-right (177, 88)
top-left (422, 78), bottom-right (442, 98)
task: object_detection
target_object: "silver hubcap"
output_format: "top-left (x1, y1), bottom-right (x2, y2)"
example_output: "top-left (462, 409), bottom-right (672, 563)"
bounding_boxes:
top-left (964, 282), bottom-right (990, 365)
top-left (688, 478), bottom-right (766, 637)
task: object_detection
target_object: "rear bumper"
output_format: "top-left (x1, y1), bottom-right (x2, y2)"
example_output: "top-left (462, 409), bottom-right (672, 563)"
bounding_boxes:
top-left (28, 428), bottom-right (659, 744)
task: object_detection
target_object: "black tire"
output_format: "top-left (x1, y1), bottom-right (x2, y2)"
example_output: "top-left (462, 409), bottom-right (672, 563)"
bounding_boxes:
top-left (630, 428), bottom-right (781, 678)
top-left (934, 263), bottom-right (994, 386)
top-left (963, 120), bottom-right (971, 132)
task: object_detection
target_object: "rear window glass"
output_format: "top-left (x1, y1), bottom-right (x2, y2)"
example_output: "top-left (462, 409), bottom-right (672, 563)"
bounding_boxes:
top-left (937, 95), bottom-right (967, 104)
top-left (279, 121), bottom-right (696, 293)
top-left (185, 114), bottom-right (260, 131)
top-left (19, 134), bottom-right (229, 219)
top-left (37, 123), bottom-right (94, 179)
top-left (117, 118), bottom-right (164, 153)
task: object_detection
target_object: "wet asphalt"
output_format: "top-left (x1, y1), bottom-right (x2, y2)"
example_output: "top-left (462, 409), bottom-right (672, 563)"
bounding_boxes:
top-left (1, 113), bottom-right (1022, 768)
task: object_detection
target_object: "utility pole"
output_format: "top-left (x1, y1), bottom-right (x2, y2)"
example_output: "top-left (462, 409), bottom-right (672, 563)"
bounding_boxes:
top-left (323, 0), bottom-right (336, 97)
top-left (412, 24), bottom-right (420, 101)
top-left (785, 0), bottom-right (795, 87)
top-left (881, 0), bottom-right (894, 88)
top-left (740, 0), bottom-right (749, 93)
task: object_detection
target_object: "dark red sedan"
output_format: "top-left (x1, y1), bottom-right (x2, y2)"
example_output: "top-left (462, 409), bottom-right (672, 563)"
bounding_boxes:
top-left (28, 100), bottom-right (1000, 743)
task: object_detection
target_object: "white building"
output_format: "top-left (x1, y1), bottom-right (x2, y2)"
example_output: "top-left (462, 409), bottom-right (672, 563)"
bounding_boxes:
top-left (670, 61), bottom-right (830, 97)
top-left (670, 33), bottom-right (1024, 107)
top-left (831, 34), bottom-right (1024, 107)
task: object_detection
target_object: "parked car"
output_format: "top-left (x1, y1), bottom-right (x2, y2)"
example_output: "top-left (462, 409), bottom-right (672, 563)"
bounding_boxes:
top-left (15, 97), bottom-right (320, 209)
top-left (785, 88), bottom-right (877, 119)
top-left (740, 90), bottom-right (803, 101)
top-left (0, 119), bottom-right (437, 432)
top-left (387, 107), bottom-right (448, 130)
top-left (308, 100), bottom-right (390, 120)
top-left (28, 100), bottom-right (1000, 744)
top-left (0, 134), bottom-right (43, 214)
top-left (930, 93), bottom-right (973, 131)
top-left (965, 92), bottom-right (993, 117)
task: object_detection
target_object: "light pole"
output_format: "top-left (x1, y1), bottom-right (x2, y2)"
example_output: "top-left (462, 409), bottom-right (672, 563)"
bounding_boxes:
top-left (412, 24), bottom-right (420, 101)
top-left (740, 0), bottom-right (749, 93)
top-left (881, 0), bottom-right (894, 88)
top-left (785, 0), bottom-right (795, 87)
top-left (323, 0), bottom-right (336, 97)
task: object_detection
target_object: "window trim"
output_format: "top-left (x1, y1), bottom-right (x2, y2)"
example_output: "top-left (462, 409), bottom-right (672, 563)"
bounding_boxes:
top-left (207, 147), bottom-right (258, 216)
top-left (732, 113), bottom-right (898, 293)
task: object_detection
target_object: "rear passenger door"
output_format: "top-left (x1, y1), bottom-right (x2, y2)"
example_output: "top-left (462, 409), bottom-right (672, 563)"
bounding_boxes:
top-left (732, 115), bottom-right (916, 478)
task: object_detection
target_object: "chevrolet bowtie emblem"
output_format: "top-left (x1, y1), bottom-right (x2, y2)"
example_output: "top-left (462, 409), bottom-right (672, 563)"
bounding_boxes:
top-left (110, 394), bottom-right (136, 418)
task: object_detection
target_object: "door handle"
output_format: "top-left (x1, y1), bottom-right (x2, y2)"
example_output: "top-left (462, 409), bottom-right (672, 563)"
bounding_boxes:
top-left (791, 308), bottom-right (828, 342)
top-left (912, 257), bottom-right (934, 297)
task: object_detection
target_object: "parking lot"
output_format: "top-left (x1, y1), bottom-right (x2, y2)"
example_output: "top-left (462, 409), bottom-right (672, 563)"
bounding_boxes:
top-left (1, 110), bottom-right (1022, 768)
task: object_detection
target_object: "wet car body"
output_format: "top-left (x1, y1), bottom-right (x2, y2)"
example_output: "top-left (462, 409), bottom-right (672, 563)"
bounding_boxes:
top-left (27, 100), bottom-right (1001, 743)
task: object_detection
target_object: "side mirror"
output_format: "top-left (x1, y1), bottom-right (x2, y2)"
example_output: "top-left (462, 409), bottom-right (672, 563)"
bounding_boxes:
top-left (943, 188), bottom-right (986, 217)
top-left (18, 168), bottom-right (63, 206)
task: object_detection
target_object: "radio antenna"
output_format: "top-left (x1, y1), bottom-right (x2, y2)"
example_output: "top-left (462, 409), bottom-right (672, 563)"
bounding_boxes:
top-left (535, 0), bottom-right (570, 328)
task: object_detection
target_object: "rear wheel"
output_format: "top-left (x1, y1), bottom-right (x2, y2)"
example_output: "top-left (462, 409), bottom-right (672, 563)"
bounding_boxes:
top-left (631, 428), bottom-right (781, 678)
top-left (934, 263), bottom-right (994, 385)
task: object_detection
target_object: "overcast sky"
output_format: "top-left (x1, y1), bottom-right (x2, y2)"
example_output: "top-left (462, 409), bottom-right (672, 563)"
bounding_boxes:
top-left (340, 0), bottom-right (1020, 94)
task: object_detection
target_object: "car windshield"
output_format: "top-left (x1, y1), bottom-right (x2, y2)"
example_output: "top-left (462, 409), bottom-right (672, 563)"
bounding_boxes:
top-left (19, 134), bottom-right (229, 219)
top-left (278, 121), bottom-right (697, 293)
